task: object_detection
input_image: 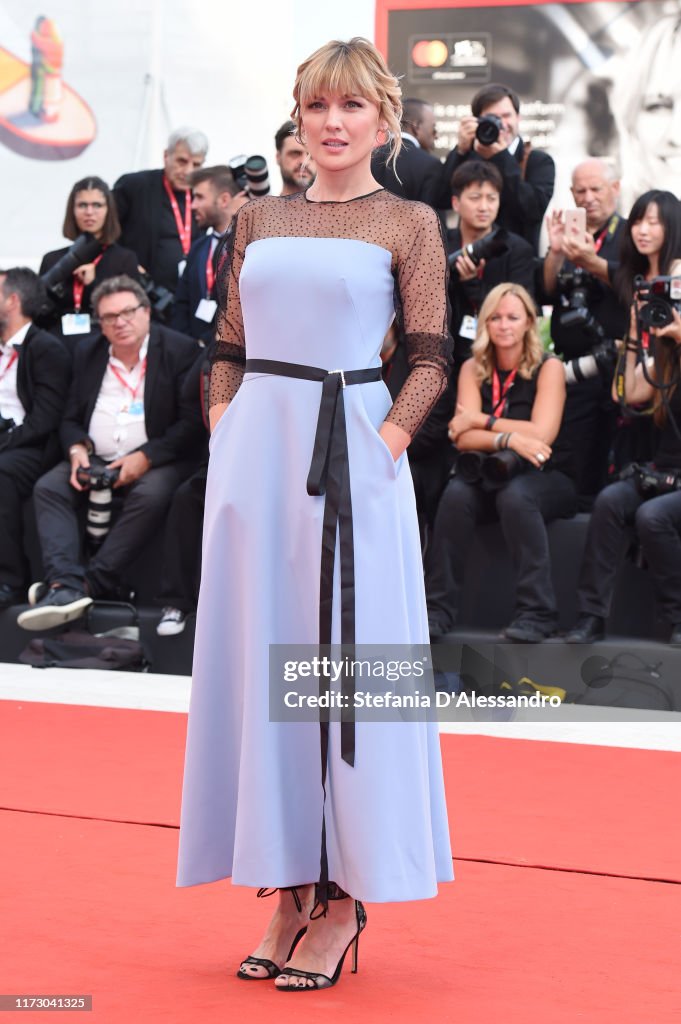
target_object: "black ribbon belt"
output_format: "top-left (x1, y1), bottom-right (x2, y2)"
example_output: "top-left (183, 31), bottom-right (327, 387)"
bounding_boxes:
top-left (244, 357), bottom-right (383, 904)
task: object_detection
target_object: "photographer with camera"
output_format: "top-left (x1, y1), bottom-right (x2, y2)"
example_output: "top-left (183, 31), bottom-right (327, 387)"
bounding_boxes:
top-left (440, 83), bottom-right (555, 253)
top-left (425, 283), bottom-right (576, 643)
top-left (113, 128), bottom-right (208, 297)
top-left (171, 166), bottom-right (247, 342)
top-left (39, 176), bottom-right (139, 347)
top-left (566, 192), bottom-right (681, 643)
top-left (447, 161), bottom-right (534, 378)
top-left (18, 275), bottom-right (204, 631)
top-left (0, 269), bottom-right (70, 607)
top-left (542, 159), bottom-right (628, 503)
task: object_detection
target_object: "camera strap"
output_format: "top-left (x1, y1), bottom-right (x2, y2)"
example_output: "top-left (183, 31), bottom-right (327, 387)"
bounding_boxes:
top-left (162, 174), bottom-right (192, 256)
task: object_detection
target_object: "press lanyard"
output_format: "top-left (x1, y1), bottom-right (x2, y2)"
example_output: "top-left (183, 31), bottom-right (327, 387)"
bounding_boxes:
top-left (593, 214), bottom-right (618, 255)
top-left (0, 349), bottom-right (18, 382)
top-left (109, 358), bottom-right (147, 402)
top-left (205, 241), bottom-right (216, 297)
top-left (162, 174), bottom-right (192, 256)
top-left (72, 251), bottom-right (104, 313)
top-left (492, 367), bottom-right (517, 415)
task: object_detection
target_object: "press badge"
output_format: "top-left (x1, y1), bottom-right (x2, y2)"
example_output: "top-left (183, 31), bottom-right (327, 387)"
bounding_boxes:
top-left (128, 400), bottom-right (144, 417)
top-left (195, 298), bottom-right (218, 322)
top-left (460, 315), bottom-right (478, 341)
top-left (62, 313), bottom-right (91, 335)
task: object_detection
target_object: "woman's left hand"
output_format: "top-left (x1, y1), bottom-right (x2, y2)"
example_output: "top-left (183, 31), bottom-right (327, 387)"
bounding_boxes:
top-left (448, 403), bottom-right (482, 443)
top-left (651, 307), bottom-right (681, 346)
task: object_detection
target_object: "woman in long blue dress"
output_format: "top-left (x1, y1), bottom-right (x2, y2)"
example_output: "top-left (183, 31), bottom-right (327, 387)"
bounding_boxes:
top-left (177, 37), bottom-right (454, 991)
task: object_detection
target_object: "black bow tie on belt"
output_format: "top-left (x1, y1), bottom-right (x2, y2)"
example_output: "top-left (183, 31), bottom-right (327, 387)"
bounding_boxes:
top-left (244, 357), bottom-right (383, 904)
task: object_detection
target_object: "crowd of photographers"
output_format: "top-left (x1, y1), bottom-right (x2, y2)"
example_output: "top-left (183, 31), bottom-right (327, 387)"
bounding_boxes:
top-left (2, 85), bottom-right (681, 647)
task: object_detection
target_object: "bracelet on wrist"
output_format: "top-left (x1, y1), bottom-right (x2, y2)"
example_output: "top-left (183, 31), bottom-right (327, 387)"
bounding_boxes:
top-left (503, 432), bottom-right (513, 450)
top-left (485, 414), bottom-right (498, 431)
top-left (494, 432), bottom-right (504, 451)
top-left (69, 445), bottom-right (85, 456)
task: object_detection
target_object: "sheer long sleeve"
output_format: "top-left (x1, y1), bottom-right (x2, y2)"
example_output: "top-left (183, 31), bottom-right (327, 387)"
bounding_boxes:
top-left (210, 205), bottom-right (249, 408)
top-left (387, 204), bottom-right (452, 437)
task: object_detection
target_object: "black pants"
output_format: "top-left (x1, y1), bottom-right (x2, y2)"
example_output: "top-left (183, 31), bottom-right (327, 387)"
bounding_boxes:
top-left (577, 478), bottom-right (681, 624)
top-left (156, 465), bottom-right (207, 611)
top-left (426, 468), bottom-right (577, 630)
top-left (0, 447), bottom-right (47, 589)
top-left (33, 459), bottom-right (192, 597)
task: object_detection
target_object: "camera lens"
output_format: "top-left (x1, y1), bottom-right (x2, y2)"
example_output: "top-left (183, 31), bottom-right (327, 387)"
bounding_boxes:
top-left (475, 114), bottom-right (501, 147)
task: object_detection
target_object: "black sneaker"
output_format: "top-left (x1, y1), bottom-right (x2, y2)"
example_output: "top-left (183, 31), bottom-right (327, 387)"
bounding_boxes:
top-left (17, 585), bottom-right (92, 632)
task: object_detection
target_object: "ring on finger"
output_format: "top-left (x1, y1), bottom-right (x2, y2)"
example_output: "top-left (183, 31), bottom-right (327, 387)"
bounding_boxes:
top-left (537, 453), bottom-right (546, 463)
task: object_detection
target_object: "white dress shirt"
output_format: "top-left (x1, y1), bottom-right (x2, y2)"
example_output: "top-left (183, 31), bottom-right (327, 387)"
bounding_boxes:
top-left (0, 321), bottom-right (30, 426)
top-left (89, 335), bottom-right (149, 461)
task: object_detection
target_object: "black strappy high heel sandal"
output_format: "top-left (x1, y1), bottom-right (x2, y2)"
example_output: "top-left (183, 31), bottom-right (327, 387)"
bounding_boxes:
top-left (237, 887), bottom-right (309, 981)
top-left (275, 882), bottom-right (367, 992)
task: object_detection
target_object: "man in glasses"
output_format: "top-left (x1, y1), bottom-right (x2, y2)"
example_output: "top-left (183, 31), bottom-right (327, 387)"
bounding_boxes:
top-left (18, 275), bottom-right (203, 630)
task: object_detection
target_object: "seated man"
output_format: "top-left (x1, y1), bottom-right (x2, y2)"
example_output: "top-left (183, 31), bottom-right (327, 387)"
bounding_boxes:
top-left (448, 161), bottom-right (535, 378)
top-left (18, 275), bottom-right (203, 631)
top-left (0, 268), bottom-right (70, 606)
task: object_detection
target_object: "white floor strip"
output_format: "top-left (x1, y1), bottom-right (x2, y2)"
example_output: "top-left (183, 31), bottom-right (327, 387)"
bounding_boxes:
top-left (1, 662), bottom-right (680, 751)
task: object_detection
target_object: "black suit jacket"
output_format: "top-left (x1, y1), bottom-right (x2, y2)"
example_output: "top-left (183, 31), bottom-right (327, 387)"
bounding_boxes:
top-left (38, 242), bottom-right (140, 325)
top-left (371, 139), bottom-right (444, 208)
top-left (170, 234), bottom-right (217, 342)
top-left (113, 169), bottom-right (202, 290)
top-left (60, 322), bottom-right (204, 466)
top-left (441, 140), bottom-right (555, 252)
top-left (0, 325), bottom-right (70, 465)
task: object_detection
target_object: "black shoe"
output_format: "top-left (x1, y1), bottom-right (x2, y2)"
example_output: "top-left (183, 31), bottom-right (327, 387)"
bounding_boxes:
top-left (503, 619), bottom-right (556, 643)
top-left (237, 887), bottom-right (309, 981)
top-left (670, 624), bottom-right (681, 645)
top-left (275, 896), bottom-right (367, 991)
top-left (0, 583), bottom-right (24, 609)
top-left (17, 585), bottom-right (92, 632)
top-left (564, 615), bottom-right (605, 644)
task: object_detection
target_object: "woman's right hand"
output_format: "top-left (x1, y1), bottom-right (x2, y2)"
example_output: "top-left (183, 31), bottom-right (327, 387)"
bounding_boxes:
top-left (507, 432), bottom-right (552, 469)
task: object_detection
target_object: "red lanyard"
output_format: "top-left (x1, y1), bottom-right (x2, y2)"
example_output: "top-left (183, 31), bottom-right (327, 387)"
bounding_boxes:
top-left (0, 348), bottom-right (18, 383)
top-left (72, 251), bottom-right (104, 313)
top-left (593, 215), bottom-right (618, 255)
top-left (163, 174), bottom-right (192, 256)
top-left (109, 358), bottom-right (147, 402)
top-left (492, 367), bottom-right (517, 415)
top-left (205, 240), bottom-right (216, 297)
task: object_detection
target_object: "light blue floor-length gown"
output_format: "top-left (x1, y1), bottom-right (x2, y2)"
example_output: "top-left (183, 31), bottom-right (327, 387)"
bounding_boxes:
top-left (177, 189), bottom-right (454, 901)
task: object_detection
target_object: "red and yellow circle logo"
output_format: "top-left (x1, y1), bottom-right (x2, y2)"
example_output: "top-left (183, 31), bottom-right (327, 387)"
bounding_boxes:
top-left (411, 40), bottom-right (448, 68)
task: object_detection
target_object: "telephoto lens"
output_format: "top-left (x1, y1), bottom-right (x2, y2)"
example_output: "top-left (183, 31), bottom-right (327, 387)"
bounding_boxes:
top-left (481, 450), bottom-right (527, 488)
top-left (455, 450), bottom-right (485, 483)
top-left (244, 155), bottom-right (270, 198)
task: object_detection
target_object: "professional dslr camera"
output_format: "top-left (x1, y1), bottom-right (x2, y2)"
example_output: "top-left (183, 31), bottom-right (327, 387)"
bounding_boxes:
top-left (40, 232), bottom-right (102, 302)
top-left (634, 275), bottom-right (681, 329)
top-left (620, 462), bottom-right (681, 499)
top-left (228, 154), bottom-right (270, 199)
top-left (76, 465), bottom-right (121, 550)
top-left (137, 270), bottom-right (174, 324)
top-left (475, 114), bottom-right (503, 146)
top-left (557, 268), bottom-right (617, 385)
top-left (448, 227), bottom-right (509, 273)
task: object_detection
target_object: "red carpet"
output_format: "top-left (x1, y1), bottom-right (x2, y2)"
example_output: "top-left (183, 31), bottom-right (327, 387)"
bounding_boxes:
top-left (1, 700), bottom-right (680, 1022)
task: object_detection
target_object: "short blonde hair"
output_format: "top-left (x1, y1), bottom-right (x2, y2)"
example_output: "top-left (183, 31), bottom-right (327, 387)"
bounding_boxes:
top-left (291, 38), bottom-right (402, 167)
top-left (472, 283), bottom-right (544, 383)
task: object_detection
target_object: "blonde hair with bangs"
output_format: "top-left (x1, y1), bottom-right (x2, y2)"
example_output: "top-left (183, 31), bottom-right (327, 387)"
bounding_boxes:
top-left (291, 37), bottom-right (403, 168)
top-left (472, 283), bottom-right (544, 383)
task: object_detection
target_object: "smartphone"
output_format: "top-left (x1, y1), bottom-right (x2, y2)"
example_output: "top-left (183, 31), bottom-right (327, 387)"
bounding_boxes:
top-left (564, 207), bottom-right (586, 237)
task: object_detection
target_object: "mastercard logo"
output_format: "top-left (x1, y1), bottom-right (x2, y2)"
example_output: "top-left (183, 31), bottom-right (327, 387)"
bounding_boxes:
top-left (411, 39), bottom-right (448, 68)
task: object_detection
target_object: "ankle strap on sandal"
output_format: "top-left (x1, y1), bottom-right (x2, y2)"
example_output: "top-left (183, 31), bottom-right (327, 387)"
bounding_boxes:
top-left (311, 880), bottom-right (350, 919)
top-left (256, 886), bottom-right (303, 913)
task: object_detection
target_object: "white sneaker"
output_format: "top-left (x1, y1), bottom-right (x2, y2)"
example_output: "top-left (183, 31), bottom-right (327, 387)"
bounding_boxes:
top-left (28, 581), bottom-right (48, 606)
top-left (156, 607), bottom-right (188, 637)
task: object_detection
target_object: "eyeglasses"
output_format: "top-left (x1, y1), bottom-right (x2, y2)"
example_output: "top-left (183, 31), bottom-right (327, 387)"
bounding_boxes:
top-left (99, 304), bottom-right (144, 327)
top-left (75, 201), bottom-right (106, 211)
